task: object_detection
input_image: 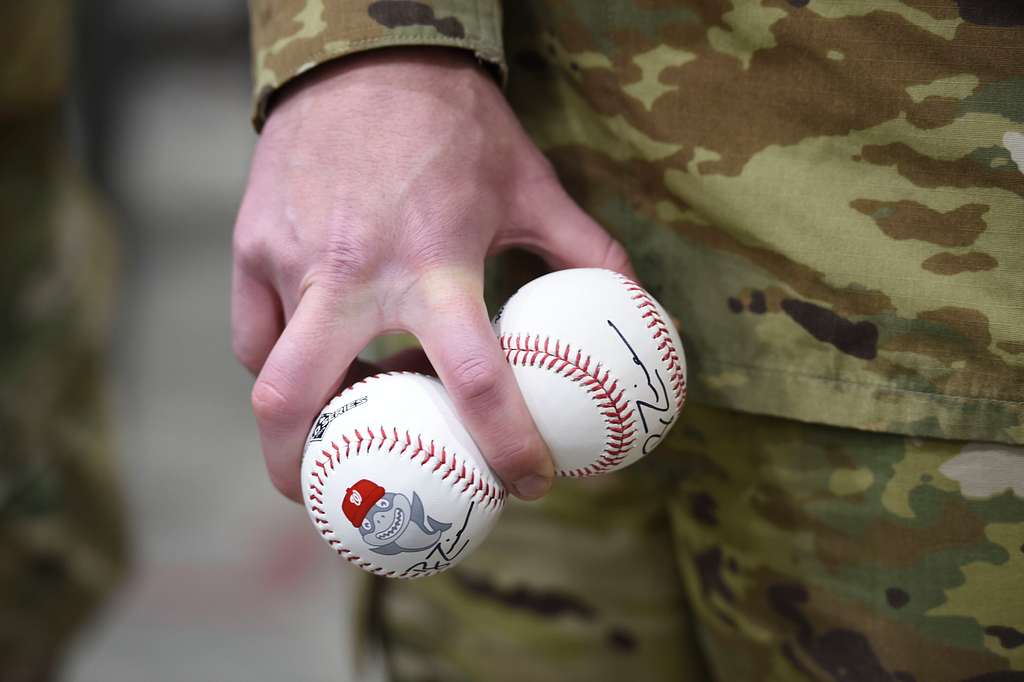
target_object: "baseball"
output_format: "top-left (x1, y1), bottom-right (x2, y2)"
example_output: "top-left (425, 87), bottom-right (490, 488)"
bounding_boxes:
top-left (300, 372), bottom-right (505, 578)
top-left (494, 268), bottom-right (687, 476)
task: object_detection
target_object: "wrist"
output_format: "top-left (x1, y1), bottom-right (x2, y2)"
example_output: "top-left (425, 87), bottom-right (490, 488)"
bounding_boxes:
top-left (265, 46), bottom-right (491, 126)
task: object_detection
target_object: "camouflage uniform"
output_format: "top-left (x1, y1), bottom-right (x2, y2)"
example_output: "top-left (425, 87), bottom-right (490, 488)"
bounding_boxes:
top-left (248, 1), bottom-right (1024, 679)
top-left (1, 3), bottom-right (127, 680)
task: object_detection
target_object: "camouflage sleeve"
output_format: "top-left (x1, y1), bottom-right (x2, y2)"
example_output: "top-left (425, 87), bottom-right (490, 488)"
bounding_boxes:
top-left (248, 0), bottom-right (505, 129)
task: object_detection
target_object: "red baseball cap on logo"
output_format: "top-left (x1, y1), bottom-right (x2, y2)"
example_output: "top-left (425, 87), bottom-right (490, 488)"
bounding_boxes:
top-left (343, 479), bottom-right (386, 527)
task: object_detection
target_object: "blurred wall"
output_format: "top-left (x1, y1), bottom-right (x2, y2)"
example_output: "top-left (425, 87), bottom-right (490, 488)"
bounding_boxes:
top-left (63, 3), bottom-right (371, 680)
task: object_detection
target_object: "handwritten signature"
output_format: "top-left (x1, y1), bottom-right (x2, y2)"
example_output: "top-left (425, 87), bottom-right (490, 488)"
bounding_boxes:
top-left (401, 502), bottom-right (476, 577)
top-left (608, 320), bottom-right (677, 454)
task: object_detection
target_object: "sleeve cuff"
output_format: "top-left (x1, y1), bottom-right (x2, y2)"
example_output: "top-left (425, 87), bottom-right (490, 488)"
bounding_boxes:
top-left (248, 0), bottom-right (505, 130)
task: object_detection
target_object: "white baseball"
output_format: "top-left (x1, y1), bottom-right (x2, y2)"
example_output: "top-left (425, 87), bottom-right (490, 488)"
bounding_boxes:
top-left (300, 373), bottom-right (504, 578)
top-left (494, 268), bottom-right (687, 476)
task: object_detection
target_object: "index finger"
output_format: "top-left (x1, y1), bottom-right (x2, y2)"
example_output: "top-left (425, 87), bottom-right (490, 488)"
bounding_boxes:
top-left (252, 288), bottom-right (376, 501)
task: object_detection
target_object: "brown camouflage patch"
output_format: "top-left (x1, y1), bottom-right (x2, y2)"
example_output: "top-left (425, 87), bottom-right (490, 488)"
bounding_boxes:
top-left (859, 143), bottom-right (1024, 198)
top-left (902, 0), bottom-right (962, 20)
top-left (850, 199), bottom-right (989, 247)
top-left (998, 341), bottom-right (1024, 355)
top-left (918, 307), bottom-right (992, 346)
top-left (906, 96), bottom-right (963, 130)
top-left (922, 251), bottom-right (998, 275)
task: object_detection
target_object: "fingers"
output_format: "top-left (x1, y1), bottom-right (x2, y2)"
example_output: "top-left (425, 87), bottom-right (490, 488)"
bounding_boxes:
top-left (231, 267), bottom-right (284, 375)
top-left (251, 288), bottom-right (376, 502)
top-left (410, 274), bottom-right (554, 501)
top-left (517, 184), bottom-right (637, 278)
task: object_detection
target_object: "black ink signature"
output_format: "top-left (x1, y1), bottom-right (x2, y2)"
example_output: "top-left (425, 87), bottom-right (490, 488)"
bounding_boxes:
top-left (608, 320), bottom-right (678, 454)
top-left (401, 502), bottom-right (476, 577)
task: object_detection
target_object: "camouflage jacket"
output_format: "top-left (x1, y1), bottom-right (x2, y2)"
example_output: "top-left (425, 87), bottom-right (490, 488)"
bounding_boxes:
top-left (248, 1), bottom-right (1024, 445)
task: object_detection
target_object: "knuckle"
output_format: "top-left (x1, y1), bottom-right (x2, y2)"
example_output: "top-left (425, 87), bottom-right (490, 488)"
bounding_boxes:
top-left (250, 379), bottom-right (298, 424)
top-left (265, 462), bottom-right (301, 502)
top-left (599, 237), bottom-right (632, 273)
top-left (233, 229), bottom-right (266, 272)
top-left (447, 354), bottom-right (501, 406)
top-left (518, 153), bottom-right (559, 189)
top-left (401, 212), bottom-right (476, 273)
top-left (406, 237), bottom-right (455, 273)
top-left (488, 435), bottom-right (543, 474)
top-left (233, 204), bottom-right (270, 270)
top-left (232, 336), bottom-right (263, 375)
top-left (321, 231), bottom-right (376, 284)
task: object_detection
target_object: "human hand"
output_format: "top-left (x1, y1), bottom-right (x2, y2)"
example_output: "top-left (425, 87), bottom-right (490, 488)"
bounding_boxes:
top-left (232, 48), bottom-right (633, 503)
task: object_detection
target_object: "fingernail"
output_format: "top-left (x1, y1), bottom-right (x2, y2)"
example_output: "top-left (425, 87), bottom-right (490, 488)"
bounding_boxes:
top-left (513, 474), bottom-right (551, 500)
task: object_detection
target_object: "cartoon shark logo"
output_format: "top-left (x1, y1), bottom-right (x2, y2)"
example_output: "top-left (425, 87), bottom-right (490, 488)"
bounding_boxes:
top-left (343, 479), bottom-right (452, 556)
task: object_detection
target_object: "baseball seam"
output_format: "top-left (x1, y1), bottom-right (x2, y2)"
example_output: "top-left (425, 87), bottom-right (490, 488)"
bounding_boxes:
top-left (616, 275), bottom-right (687, 410)
top-left (307, 392), bottom-right (505, 578)
top-left (499, 333), bottom-right (637, 477)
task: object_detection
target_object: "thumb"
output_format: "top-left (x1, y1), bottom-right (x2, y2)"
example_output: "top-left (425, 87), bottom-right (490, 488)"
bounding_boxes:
top-left (517, 184), bottom-right (637, 277)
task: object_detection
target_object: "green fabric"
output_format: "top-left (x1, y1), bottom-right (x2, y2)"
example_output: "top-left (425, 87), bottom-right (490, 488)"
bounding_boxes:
top-left (379, 402), bottom-right (1024, 681)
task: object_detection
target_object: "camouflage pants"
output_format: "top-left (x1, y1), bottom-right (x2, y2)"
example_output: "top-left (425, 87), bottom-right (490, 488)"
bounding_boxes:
top-left (378, 402), bottom-right (1024, 681)
top-left (0, 115), bottom-right (127, 681)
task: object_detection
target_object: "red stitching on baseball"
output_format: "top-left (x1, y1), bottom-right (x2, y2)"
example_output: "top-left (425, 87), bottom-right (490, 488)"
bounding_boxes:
top-left (306, 422), bottom-right (505, 579)
top-left (328, 370), bottom-right (415, 398)
top-left (500, 333), bottom-right (637, 476)
top-left (616, 275), bottom-right (687, 411)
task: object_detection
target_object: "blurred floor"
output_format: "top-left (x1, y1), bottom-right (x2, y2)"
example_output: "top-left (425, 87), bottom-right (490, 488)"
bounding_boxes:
top-left (61, 9), bottom-right (374, 682)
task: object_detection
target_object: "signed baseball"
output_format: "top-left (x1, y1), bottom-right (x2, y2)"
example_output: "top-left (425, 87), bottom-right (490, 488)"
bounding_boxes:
top-left (300, 373), bottom-right (505, 578)
top-left (494, 268), bottom-right (686, 476)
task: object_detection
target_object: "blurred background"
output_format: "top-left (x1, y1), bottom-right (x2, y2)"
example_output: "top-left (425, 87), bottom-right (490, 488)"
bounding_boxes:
top-left (45, 2), bottom-right (370, 680)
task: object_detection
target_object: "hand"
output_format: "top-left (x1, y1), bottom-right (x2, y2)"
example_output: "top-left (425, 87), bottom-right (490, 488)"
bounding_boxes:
top-left (232, 47), bottom-right (634, 503)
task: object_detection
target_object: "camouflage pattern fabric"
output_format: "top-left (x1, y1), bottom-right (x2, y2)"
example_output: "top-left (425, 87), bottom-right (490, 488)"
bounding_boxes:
top-left (248, 0), bottom-right (505, 128)
top-left (503, 0), bottom-right (1024, 446)
top-left (378, 402), bottom-right (1024, 682)
top-left (0, 2), bottom-right (127, 679)
top-left (248, 1), bottom-right (1024, 445)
